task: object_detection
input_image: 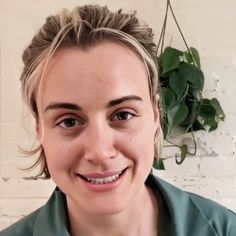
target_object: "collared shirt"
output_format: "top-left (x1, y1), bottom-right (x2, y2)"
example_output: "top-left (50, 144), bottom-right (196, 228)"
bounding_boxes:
top-left (1, 174), bottom-right (236, 235)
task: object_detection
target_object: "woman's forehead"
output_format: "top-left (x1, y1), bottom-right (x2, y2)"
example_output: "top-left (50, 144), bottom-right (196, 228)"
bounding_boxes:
top-left (49, 42), bottom-right (146, 74)
top-left (37, 42), bottom-right (151, 106)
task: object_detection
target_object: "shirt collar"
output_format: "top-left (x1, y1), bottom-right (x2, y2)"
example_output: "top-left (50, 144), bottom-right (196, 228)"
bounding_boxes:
top-left (33, 188), bottom-right (70, 236)
top-left (146, 174), bottom-right (219, 236)
top-left (33, 175), bottom-right (218, 236)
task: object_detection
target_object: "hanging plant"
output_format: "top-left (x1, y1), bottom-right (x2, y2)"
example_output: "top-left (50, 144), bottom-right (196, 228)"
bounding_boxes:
top-left (153, 0), bottom-right (225, 169)
top-left (160, 46), bottom-right (225, 137)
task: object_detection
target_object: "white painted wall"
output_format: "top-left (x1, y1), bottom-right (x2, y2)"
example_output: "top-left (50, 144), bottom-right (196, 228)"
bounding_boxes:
top-left (1, 0), bottom-right (236, 230)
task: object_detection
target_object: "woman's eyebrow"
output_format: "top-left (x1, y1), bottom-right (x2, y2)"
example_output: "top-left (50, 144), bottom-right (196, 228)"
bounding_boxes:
top-left (43, 95), bottom-right (142, 113)
top-left (107, 95), bottom-right (143, 107)
top-left (44, 102), bottom-right (81, 113)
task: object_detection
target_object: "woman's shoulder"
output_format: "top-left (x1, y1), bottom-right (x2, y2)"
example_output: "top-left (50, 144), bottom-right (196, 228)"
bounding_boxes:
top-left (0, 209), bottom-right (40, 236)
top-left (147, 174), bottom-right (236, 235)
top-left (0, 188), bottom-right (69, 236)
top-left (188, 191), bottom-right (236, 232)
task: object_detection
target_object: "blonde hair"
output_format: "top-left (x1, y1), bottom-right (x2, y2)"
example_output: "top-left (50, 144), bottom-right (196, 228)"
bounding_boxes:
top-left (21, 5), bottom-right (160, 178)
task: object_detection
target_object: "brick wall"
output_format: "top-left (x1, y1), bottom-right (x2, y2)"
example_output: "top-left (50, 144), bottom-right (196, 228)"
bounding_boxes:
top-left (1, 0), bottom-right (236, 230)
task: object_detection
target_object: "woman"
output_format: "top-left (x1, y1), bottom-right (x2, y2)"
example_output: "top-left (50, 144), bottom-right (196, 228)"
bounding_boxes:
top-left (1, 4), bottom-right (236, 236)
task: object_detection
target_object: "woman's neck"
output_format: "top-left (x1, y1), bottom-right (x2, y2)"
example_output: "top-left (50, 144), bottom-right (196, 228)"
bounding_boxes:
top-left (67, 186), bottom-right (158, 236)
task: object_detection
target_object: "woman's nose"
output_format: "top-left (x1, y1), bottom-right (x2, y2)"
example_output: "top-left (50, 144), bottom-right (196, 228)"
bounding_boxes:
top-left (82, 123), bottom-right (117, 164)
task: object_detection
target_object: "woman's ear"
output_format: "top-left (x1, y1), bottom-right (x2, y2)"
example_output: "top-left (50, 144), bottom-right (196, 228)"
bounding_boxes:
top-left (153, 94), bottom-right (160, 123)
top-left (35, 118), bottom-right (42, 142)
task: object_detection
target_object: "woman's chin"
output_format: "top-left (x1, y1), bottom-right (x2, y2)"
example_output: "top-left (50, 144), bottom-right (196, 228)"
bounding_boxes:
top-left (85, 201), bottom-right (128, 216)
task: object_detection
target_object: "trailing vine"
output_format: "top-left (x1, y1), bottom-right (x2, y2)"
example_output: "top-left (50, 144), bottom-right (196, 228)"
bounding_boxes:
top-left (154, 0), bottom-right (225, 169)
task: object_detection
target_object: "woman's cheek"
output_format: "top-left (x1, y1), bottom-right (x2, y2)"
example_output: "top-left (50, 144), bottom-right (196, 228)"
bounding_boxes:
top-left (43, 137), bottom-right (74, 167)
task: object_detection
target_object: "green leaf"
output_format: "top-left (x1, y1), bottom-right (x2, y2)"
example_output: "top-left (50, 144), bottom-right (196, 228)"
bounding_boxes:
top-left (160, 88), bottom-right (176, 138)
top-left (184, 51), bottom-right (192, 64)
top-left (184, 48), bottom-right (201, 68)
top-left (160, 87), bottom-right (176, 108)
top-left (179, 62), bottom-right (204, 90)
top-left (190, 47), bottom-right (201, 68)
top-left (153, 159), bottom-right (165, 170)
top-left (207, 119), bottom-right (218, 132)
top-left (199, 99), bottom-right (216, 116)
top-left (197, 99), bottom-right (218, 132)
top-left (169, 71), bottom-right (187, 101)
top-left (160, 47), bottom-right (183, 75)
top-left (181, 99), bottom-right (200, 126)
top-left (176, 144), bottom-right (188, 165)
top-left (162, 121), bottom-right (169, 139)
top-left (210, 98), bottom-right (225, 121)
top-left (168, 103), bottom-right (189, 128)
top-left (192, 120), bottom-right (205, 131)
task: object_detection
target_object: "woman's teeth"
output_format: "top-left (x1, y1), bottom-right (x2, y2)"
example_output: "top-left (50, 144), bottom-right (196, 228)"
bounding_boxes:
top-left (85, 171), bottom-right (122, 185)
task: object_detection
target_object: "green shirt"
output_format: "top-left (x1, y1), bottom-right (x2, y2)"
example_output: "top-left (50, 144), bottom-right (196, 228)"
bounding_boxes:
top-left (1, 174), bottom-right (236, 235)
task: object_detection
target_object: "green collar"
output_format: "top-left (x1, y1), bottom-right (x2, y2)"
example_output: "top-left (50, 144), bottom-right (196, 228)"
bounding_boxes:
top-left (33, 174), bottom-right (234, 236)
top-left (146, 174), bottom-right (230, 236)
top-left (33, 188), bottom-right (70, 236)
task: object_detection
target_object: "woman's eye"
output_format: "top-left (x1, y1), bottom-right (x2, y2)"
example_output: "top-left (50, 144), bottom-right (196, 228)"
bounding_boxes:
top-left (113, 112), bottom-right (134, 121)
top-left (57, 118), bottom-right (81, 129)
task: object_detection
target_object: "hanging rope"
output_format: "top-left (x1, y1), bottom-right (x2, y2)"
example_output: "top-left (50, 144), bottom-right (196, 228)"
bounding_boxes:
top-left (157, 0), bottom-right (197, 66)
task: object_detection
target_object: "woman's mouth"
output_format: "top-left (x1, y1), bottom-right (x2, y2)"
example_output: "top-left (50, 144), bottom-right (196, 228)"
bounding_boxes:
top-left (78, 168), bottom-right (128, 185)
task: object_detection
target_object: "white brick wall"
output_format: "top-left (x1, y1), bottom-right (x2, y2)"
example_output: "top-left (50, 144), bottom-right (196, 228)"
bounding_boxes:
top-left (1, 0), bottom-right (236, 230)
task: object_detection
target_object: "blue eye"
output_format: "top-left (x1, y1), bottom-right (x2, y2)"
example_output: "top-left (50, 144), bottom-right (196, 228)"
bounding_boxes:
top-left (113, 112), bottom-right (133, 121)
top-left (58, 118), bottom-right (80, 129)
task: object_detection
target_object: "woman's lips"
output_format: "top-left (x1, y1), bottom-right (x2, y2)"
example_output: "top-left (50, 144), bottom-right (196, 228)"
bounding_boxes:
top-left (77, 167), bottom-right (128, 191)
top-left (80, 169), bottom-right (123, 179)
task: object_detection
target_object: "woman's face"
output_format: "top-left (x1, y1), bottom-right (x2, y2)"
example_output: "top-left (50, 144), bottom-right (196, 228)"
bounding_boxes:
top-left (36, 41), bottom-right (160, 215)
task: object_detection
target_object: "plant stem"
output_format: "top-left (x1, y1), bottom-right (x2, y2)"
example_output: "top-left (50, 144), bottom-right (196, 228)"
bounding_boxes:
top-left (165, 138), bottom-right (180, 148)
top-left (187, 127), bottom-right (197, 155)
top-left (164, 127), bottom-right (197, 156)
top-left (179, 84), bottom-right (189, 103)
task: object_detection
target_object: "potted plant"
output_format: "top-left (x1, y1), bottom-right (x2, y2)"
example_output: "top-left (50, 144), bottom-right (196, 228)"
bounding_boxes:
top-left (153, 0), bottom-right (225, 169)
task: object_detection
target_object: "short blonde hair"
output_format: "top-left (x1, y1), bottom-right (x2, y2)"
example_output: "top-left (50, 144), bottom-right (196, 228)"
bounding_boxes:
top-left (21, 5), bottom-right (160, 178)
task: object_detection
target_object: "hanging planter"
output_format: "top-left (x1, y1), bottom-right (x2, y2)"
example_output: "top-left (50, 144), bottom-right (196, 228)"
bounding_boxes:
top-left (154, 0), bottom-right (225, 169)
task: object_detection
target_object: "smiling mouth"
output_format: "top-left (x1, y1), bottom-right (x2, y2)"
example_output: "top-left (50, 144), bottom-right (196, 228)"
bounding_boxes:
top-left (78, 168), bottom-right (128, 185)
